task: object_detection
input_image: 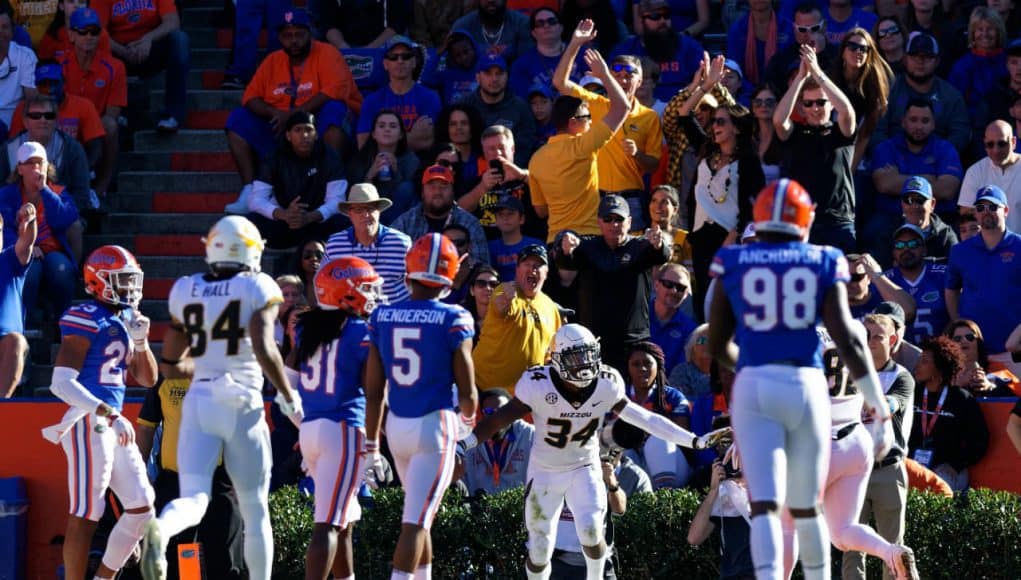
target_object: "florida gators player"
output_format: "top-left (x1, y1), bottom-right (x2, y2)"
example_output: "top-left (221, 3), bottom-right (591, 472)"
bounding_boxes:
top-left (363, 233), bottom-right (478, 580)
top-left (706, 179), bottom-right (895, 580)
top-left (44, 245), bottom-right (157, 580)
top-left (141, 216), bottom-right (303, 580)
top-left (286, 256), bottom-right (384, 580)
top-left (461, 323), bottom-right (730, 580)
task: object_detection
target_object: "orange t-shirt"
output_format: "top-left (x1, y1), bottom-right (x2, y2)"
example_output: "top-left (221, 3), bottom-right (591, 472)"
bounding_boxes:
top-left (9, 94), bottom-right (106, 143)
top-left (60, 51), bottom-right (127, 114)
top-left (506, 0), bottom-right (558, 15)
top-left (93, 0), bottom-right (175, 45)
top-left (243, 40), bottom-right (363, 115)
top-left (37, 28), bottom-right (114, 61)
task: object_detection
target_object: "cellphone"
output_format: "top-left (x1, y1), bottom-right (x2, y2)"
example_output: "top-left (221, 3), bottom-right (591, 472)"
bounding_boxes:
top-left (488, 159), bottom-right (504, 177)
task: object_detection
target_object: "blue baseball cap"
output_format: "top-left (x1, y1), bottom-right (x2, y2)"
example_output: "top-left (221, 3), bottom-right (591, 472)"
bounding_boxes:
top-left (527, 83), bottom-right (555, 100)
top-left (476, 53), bottom-right (507, 73)
top-left (70, 7), bottom-right (101, 30)
top-left (384, 35), bottom-right (418, 53)
top-left (35, 63), bottom-right (63, 84)
top-left (975, 185), bottom-right (1008, 207)
top-left (901, 176), bottom-right (933, 200)
top-left (893, 223), bottom-right (925, 241)
top-left (277, 9), bottom-right (311, 31)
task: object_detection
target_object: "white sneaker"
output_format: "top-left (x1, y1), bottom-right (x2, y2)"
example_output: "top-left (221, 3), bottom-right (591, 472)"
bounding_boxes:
top-left (224, 183), bottom-right (252, 214)
top-left (156, 117), bottom-right (179, 133)
top-left (139, 519), bottom-right (167, 580)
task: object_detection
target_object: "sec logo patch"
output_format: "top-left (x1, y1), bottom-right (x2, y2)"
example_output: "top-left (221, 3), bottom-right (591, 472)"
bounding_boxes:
top-left (545, 392), bottom-right (558, 405)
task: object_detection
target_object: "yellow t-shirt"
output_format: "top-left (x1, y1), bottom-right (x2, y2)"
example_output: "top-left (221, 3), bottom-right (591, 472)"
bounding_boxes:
top-left (473, 289), bottom-right (563, 394)
top-left (136, 377), bottom-right (191, 473)
top-left (529, 121), bottom-right (614, 242)
top-left (567, 85), bottom-right (662, 192)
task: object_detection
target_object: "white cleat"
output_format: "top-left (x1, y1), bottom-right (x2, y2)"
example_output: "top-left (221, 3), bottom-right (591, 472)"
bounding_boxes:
top-left (140, 519), bottom-right (167, 580)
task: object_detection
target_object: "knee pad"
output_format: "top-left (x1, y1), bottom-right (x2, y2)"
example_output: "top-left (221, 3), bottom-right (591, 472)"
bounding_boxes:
top-left (101, 508), bottom-right (154, 571)
top-left (120, 507), bottom-right (155, 539)
top-left (528, 532), bottom-right (553, 567)
top-left (572, 511), bottom-right (605, 547)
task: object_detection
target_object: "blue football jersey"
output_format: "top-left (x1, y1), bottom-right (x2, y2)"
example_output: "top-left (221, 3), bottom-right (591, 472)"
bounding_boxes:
top-left (711, 241), bottom-right (850, 369)
top-left (368, 299), bottom-right (475, 418)
top-left (885, 260), bottom-right (949, 343)
top-left (57, 300), bottom-right (131, 410)
top-left (298, 318), bottom-right (370, 426)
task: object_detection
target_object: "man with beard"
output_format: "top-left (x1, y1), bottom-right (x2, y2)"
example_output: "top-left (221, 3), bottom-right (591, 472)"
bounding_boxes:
top-left (946, 185), bottom-right (1021, 376)
top-left (958, 121), bottom-right (1021, 233)
top-left (223, 9), bottom-right (361, 213)
top-left (896, 177), bottom-right (958, 260)
top-left (459, 54), bottom-right (537, 160)
top-left (451, 0), bottom-right (534, 64)
top-left (458, 388), bottom-right (534, 495)
top-left (611, 0), bottom-right (703, 102)
top-left (392, 163), bottom-right (491, 265)
top-left (872, 33), bottom-right (970, 155)
top-left (884, 224), bottom-right (950, 344)
top-left (648, 263), bottom-right (696, 374)
top-left (763, 3), bottom-right (838, 94)
top-left (869, 101), bottom-right (962, 264)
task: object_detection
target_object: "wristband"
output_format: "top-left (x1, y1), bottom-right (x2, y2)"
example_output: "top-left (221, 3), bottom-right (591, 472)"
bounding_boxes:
top-left (364, 439), bottom-right (379, 453)
top-left (159, 357), bottom-right (179, 365)
top-left (607, 483), bottom-right (621, 493)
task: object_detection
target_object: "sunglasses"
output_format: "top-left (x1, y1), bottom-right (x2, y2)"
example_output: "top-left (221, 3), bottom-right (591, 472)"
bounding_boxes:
top-left (711, 117), bottom-right (730, 126)
top-left (846, 41), bottom-right (869, 53)
top-left (482, 407), bottom-right (498, 415)
top-left (984, 139), bottom-right (1009, 149)
top-left (385, 52), bottom-right (415, 61)
top-left (612, 63), bottom-right (639, 75)
top-left (795, 23), bottom-right (823, 34)
top-left (302, 250), bottom-right (324, 260)
top-left (973, 202), bottom-right (1001, 213)
top-left (658, 278), bottom-right (688, 292)
top-left (26, 111), bottom-right (57, 120)
top-left (474, 279), bottom-right (499, 289)
top-left (901, 195), bottom-right (928, 206)
top-left (877, 25), bottom-right (900, 38)
top-left (850, 273), bottom-right (867, 282)
top-left (573, 113), bottom-right (592, 121)
top-left (533, 16), bottom-right (559, 28)
top-left (601, 215), bottom-right (626, 223)
top-left (752, 97), bottom-right (777, 107)
top-left (893, 238), bottom-right (922, 250)
top-left (802, 98), bottom-right (829, 108)
top-left (643, 12), bottom-right (668, 21)
top-left (73, 27), bottom-right (101, 36)
top-left (952, 333), bottom-right (977, 343)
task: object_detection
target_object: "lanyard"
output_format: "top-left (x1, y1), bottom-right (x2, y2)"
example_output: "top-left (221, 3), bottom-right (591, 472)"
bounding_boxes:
top-left (484, 436), bottom-right (511, 487)
top-left (920, 386), bottom-right (948, 439)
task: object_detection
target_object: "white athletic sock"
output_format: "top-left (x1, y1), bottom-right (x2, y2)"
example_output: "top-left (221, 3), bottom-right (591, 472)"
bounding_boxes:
top-left (412, 563), bottom-right (431, 580)
top-left (525, 563), bottom-right (551, 580)
top-left (390, 570), bottom-right (414, 580)
top-left (336, 576), bottom-right (354, 580)
top-left (793, 514), bottom-right (830, 580)
top-left (750, 514), bottom-right (784, 580)
top-left (237, 492), bottom-right (273, 580)
top-left (583, 551), bottom-right (606, 580)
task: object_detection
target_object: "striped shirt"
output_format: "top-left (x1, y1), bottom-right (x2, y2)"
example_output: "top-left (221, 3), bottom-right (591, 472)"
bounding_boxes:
top-left (325, 225), bottom-right (412, 303)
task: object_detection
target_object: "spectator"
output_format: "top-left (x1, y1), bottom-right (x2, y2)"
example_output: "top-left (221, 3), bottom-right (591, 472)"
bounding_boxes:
top-left (634, 55), bottom-right (667, 116)
top-left (274, 274), bottom-right (304, 345)
top-left (356, 35), bottom-right (440, 153)
top-left (885, 223), bottom-right (950, 343)
top-left (509, 7), bottom-right (586, 99)
top-left (347, 109), bottom-right (420, 225)
top-left (750, 84), bottom-right (781, 184)
top-left (902, 0), bottom-right (958, 71)
top-left (843, 312), bottom-right (916, 580)
top-left (462, 263), bottom-right (499, 337)
top-left (947, 318), bottom-right (1019, 397)
top-left (668, 322), bottom-right (711, 398)
top-left (720, 59), bottom-right (751, 106)
top-left (529, 84), bottom-right (557, 144)
top-left (38, 0), bottom-right (113, 61)
top-left (459, 53), bottom-right (538, 159)
top-left (487, 196), bottom-right (543, 281)
top-left (0, 202), bottom-right (34, 397)
top-left (947, 6), bottom-right (1007, 150)
top-left (774, 47), bottom-right (858, 253)
top-left (459, 388), bottom-right (534, 496)
top-left (558, 0), bottom-right (628, 58)
top-left (293, 238), bottom-right (323, 306)
top-left (58, 8), bottom-right (124, 199)
top-left (908, 335), bottom-right (990, 491)
top-left (646, 185), bottom-right (692, 268)
top-left (0, 142), bottom-right (77, 328)
top-left (763, 4), bottom-right (838, 94)
top-left (557, 195), bottom-right (671, 373)
top-left (830, 29), bottom-right (890, 166)
top-left (632, 0), bottom-right (710, 38)
top-left (946, 184), bottom-right (1021, 376)
top-left (649, 263), bottom-right (697, 374)
top-left (529, 21), bottom-right (628, 242)
top-left (451, 0), bottom-right (534, 64)
top-left (224, 9), bottom-right (361, 213)
top-left (725, 0), bottom-right (789, 87)
top-left (896, 176), bottom-right (958, 260)
top-left (870, 100), bottom-right (962, 256)
top-left (958, 121), bottom-right (1021, 230)
top-left (324, 183), bottom-right (413, 303)
top-left (873, 33), bottom-right (971, 155)
top-left (611, 0), bottom-right (703, 102)
top-left (957, 211), bottom-right (980, 241)
top-left (220, 0), bottom-right (286, 88)
top-left (846, 252), bottom-right (917, 321)
top-left (320, 0), bottom-right (407, 49)
top-left (987, 37), bottom-right (1021, 125)
top-left (824, 0), bottom-right (878, 45)
top-left (435, 104), bottom-right (484, 190)
top-left (687, 449), bottom-right (753, 579)
top-left (473, 243), bottom-right (562, 393)
top-left (0, 4), bottom-right (37, 131)
top-left (245, 111), bottom-right (349, 248)
top-left (874, 16), bottom-right (908, 74)
top-left (421, 30), bottom-right (480, 106)
top-left (553, 47), bottom-right (663, 231)
top-left (441, 223), bottom-right (479, 306)
top-left (409, 0), bottom-right (473, 49)
top-left (94, 0), bottom-right (189, 132)
top-left (873, 299), bottom-right (923, 373)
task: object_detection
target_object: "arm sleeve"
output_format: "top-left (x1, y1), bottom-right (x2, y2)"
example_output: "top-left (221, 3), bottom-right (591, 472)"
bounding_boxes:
top-left (40, 187), bottom-right (80, 229)
top-left (618, 401), bottom-right (697, 448)
top-left (137, 381), bottom-right (164, 427)
top-left (317, 179), bottom-right (347, 221)
top-left (248, 180), bottom-right (279, 219)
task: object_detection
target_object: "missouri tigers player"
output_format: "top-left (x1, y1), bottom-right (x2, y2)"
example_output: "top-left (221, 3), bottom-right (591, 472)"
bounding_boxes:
top-left (462, 323), bottom-right (729, 580)
top-left (141, 216), bottom-right (303, 580)
top-left (287, 256), bottom-right (384, 580)
top-left (44, 245), bottom-right (157, 580)
top-left (364, 233), bottom-right (478, 580)
top-left (707, 179), bottom-right (895, 580)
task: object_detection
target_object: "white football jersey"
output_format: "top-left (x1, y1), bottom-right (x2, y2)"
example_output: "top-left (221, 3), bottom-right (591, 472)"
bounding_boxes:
top-left (168, 271), bottom-right (283, 388)
top-left (515, 364), bottom-right (625, 472)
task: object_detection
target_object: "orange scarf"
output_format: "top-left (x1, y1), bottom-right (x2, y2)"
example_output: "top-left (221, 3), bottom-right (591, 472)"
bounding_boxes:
top-left (745, 11), bottom-right (778, 85)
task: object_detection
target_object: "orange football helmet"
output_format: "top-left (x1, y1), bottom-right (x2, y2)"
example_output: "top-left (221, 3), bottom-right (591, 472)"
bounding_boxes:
top-left (752, 178), bottom-right (816, 238)
top-left (406, 233), bottom-right (460, 288)
top-left (314, 256), bottom-right (386, 317)
top-left (83, 245), bottom-right (143, 308)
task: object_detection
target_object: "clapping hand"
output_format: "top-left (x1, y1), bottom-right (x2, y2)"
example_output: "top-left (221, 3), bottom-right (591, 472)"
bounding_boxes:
top-left (572, 19), bottom-right (598, 46)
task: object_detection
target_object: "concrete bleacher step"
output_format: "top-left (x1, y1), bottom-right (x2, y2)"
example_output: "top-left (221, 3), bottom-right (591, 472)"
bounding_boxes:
top-left (103, 213), bottom-right (222, 234)
top-left (137, 255), bottom-right (280, 278)
top-left (120, 151), bottom-right (235, 172)
top-left (150, 89), bottom-right (242, 112)
top-left (118, 171), bottom-right (241, 192)
top-left (134, 129), bottom-right (228, 152)
top-left (86, 233), bottom-right (206, 256)
top-left (189, 48), bottom-right (232, 70)
top-left (104, 191), bottom-right (237, 214)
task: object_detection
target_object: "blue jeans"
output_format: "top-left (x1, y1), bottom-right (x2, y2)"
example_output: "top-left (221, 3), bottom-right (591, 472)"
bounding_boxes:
top-left (23, 251), bottom-right (74, 323)
top-left (226, 0), bottom-right (288, 81)
top-left (126, 30), bottom-right (191, 123)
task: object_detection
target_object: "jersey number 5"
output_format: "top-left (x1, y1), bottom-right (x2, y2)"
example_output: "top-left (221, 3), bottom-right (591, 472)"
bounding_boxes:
top-left (544, 418), bottom-right (599, 449)
top-left (181, 301), bottom-right (244, 357)
top-left (741, 266), bottom-right (818, 330)
top-left (390, 327), bottom-right (422, 387)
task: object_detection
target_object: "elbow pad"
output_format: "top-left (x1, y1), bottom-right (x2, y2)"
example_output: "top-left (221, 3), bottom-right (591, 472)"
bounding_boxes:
top-left (51, 367), bottom-right (105, 412)
top-left (618, 401), bottom-right (696, 449)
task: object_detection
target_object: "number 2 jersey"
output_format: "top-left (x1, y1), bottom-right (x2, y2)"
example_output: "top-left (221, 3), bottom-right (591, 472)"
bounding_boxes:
top-left (58, 300), bottom-right (133, 411)
top-left (515, 364), bottom-right (625, 472)
top-left (168, 271), bottom-right (283, 388)
top-left (298, 318), bottom-right (370, 426)
top-left (368, 299), bottom-right (474, 419)
top-left (710, 241), bottom-right (849, 370)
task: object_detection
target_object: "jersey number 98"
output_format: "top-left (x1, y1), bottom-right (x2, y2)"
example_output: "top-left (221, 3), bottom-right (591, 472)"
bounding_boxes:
top-left (181, 301), bottom-right (244, 357)
top-left (741, 267), bottom-right (817, 331)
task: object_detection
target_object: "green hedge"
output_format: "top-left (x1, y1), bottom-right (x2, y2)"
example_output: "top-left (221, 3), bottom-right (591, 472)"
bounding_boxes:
top-left (268, 486), bottom-right (1021, 579)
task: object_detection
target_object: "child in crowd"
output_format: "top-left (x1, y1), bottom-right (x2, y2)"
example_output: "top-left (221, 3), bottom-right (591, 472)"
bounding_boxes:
top-left (528, 84), bottom-right (557, 145)
top-left (487, 195), bottom-right (544, 281)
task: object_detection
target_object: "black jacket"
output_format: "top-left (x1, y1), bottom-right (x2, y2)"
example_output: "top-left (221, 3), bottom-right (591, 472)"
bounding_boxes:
top-left (256, 141), bottom-right (345, 210)
top-left (908, 385), bottom-right (989, 471)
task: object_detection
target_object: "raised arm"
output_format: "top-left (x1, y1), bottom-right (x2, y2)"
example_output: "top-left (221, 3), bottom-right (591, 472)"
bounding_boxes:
top-left (802, 46), bottom-right (856, 137)
top-left (14, 203), bottom-right (35, 266)
top-left (584, 48), bottom-right (628, 134)
top-left (552, 19), bottom-right (597, 94)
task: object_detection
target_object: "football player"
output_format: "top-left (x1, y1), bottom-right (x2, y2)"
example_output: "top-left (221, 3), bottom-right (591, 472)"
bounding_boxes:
top-left (462, 323), bottom-right (729, 580)
top-left (44, 245), bottom-right (157, 580)
top-left (363, 233), bottom-right (478, 580)
top-left (706, 179), bottom-right (895, 580)
top-left (287, 257), bottom-right (385, 580)
top-left (140, 216), bottom-right (303, 580)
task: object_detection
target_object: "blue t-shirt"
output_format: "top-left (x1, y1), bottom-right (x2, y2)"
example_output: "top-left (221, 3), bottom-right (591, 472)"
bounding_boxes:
top-left (870, 134), bottom-right (962, 215)
top-left (946, 231), bottom-right (1021, 353)
top-left (421, 56), bottom-right (478, 106)
top-left (648, 299), bottom-right (698, 373)
top-left (885, 260), bottom-right (948, 344)
top-left (357, 83), bottom-right (442, 135)
top-left (0, 247), bottom-right (28, 335)
top-left (508, 49), bottom-right (587, 100)
top-left (711, 241), bottom-right (849, 369)
top-left (488, 236), bottom-right (544, 281)
top-left (297, 317), bottom-right (370, 425)
top-left (58, 300), bottom-right (131, 411)
top-left (824, 8), bottom-right (877, 45)
top-left (368, 299), bottom-right (475, 418)
top-left (611, 34), bottom-right (703, 102)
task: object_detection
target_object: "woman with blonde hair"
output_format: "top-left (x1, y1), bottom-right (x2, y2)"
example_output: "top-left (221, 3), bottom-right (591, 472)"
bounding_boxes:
top-left (829, 27), bottom-right (893, 166)
top-left (949, 6), bottom-right (1008, 151)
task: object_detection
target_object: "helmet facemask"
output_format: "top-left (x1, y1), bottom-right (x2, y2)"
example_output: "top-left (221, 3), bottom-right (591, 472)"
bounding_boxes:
top-left (552, 342), bottom-right (600, 387)
top-left (99, 268), bottom-right (144, 309)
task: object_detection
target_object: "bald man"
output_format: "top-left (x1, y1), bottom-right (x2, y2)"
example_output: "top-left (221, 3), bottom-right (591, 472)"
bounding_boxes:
top-left (959, 120), bottom-right (1021, 233)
